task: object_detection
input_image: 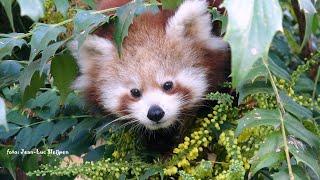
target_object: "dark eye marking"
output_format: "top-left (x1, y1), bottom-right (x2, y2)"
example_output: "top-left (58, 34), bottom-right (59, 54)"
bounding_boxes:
top-left (130, 88), bottom-right (141, 98)
top-left (163, 81), bottom-right (173, 91)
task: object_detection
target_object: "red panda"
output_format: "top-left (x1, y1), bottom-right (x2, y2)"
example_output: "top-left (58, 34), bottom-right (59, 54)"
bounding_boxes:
top-left (69, 0), bottom-right (230, 131)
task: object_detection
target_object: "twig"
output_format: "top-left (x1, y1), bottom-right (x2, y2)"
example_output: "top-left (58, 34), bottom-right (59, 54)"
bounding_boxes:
top-left (262, 58), bottom-right (294, 180)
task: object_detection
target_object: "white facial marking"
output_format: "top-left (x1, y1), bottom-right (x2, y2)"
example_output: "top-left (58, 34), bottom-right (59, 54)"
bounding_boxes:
top-left (129, 90), bottom-right (181, 130)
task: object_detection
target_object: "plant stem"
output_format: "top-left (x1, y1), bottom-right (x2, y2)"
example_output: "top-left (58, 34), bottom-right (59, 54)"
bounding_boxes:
top-left (312, 66), bottom-right (320, 99)
top-left (262, 58), bottom-right (294, 180)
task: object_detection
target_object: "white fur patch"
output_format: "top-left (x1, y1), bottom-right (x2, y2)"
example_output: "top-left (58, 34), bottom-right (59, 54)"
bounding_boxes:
top-left (100, 83), bottom-right (128, 113)
top-left (69, 35), bottom-right (115, 90)
top-left (129, 90), bottom-right (181, 130)
top-left (175, 67), bottom-right (208, 104)
top-left (166, 0), bottom-right (227, 50)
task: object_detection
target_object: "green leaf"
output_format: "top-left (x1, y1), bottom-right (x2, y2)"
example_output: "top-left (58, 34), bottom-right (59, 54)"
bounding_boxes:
top-left (288, 142), bottom-right (320, 179)
top-left (28, 90), bottom-right (60, 119)
top-left (161, 0), bottom-right (182, 9)
top-left (297, 0), bottom-right (317, 50)
top-left (285, 114), bottom-right (320, 149)
top-left (14, 127), bottom-right (32, 151)
top-left (268, 56), bottom-right (290, 81)
top-left (235, 109), bottom-right (280, 136)
top-left (21, 71), bottom-right (46, 104)
top-left (0, 123), bottom-right (20, 140)
top-left (39, 40), bottom-right (67, 74)
top-left (140, 167), bottom-right (164, 180)
top-left (210, 7), bottom-right (228, 35)
top-left (251, 151), bottom-right (285, 175)
top-left (0, 0), bottom-right (15, 31)
top-left (222, 0), bottom-right (283, 87)
top-left (29, 24), bottom-right (66, 61)
top-left (272, 165), bottom-right (310, 180)
top-left (29, 121), bottom-right (54, 148)
top-left (0, 37), bottom-right (26, 60)
top-left (238, 80), bottom-right (273, 104)
top-left (0, 60), bottom-right (22, 87)
top-left (48, 119), bottom-right (77, 143)
top-left (51, 54), bottom-right (78, 102)
top-left (17, 0), bottom-right (44, 21)
top-left (114, 0), bottom-right (143, 54)
top-left (19, 60), bottom-right (40, 96)
top-left (53, 0), bottom-right (69, 17)
top-left (280, 91), bottom-right (312, 119)
top-left (253, 132), bottom-right (283, 159)
top-left (6, 110), bottom-right (30, 126)
top-left (68, 118), bottom-right (99, 141)
top-left (73, 10), bottom-right (109, 47)
top-left (0, 98), bottom-right (8, 131)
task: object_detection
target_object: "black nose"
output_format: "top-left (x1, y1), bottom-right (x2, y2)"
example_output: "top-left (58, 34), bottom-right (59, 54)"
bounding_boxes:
top-left (147, 105), bottom-right (165, 122)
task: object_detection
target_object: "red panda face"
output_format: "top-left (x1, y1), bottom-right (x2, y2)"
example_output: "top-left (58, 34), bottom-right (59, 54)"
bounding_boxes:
top-left (69, 0), bottom-right (228, 130)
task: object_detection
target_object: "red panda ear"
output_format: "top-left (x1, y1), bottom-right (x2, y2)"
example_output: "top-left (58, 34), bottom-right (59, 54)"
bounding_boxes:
top-left (69, 35), bottom-right (116, 74)
top-left (68, 35), bottom-right (116, 90)
top-left (165, 0), bottom-right (227, 50)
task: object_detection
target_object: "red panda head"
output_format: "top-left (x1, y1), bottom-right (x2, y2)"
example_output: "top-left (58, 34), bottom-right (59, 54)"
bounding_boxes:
top-left (70, 0), bottom-right (228, 130)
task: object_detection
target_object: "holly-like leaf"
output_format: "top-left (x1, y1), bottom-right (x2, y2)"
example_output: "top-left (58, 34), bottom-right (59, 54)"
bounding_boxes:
top-left (235, 109), bottom-right (280, 136)
top-left (68, 118), bottom-right (99, 141)
top-left (21, 71), bottom-right (46, 104)
top-left (280, 91), bottom-right (312, 119)
top-left (238, 80), bottom-right (273, 104)
top-left (48, 119), bottom-right (77, 143)
top-left (161, 0), bottom-right (182, 9)
top-left (50, 54), bottom-right (78, 102)
top-left (0, 60), bottom-right (22, 88)
top-left (53, 0), bottom-right (69, 17)
top-left (0, 37), bottom-right (26, 60)
top-left (0, 123), bottom-right (20, 140)
top-left (14, 127), bottom-right (32, 151)
top-left (19, 60), bottom-right (40, 96)
top-left (0, 98), bottom-right (8, 131)
top-left (39, 40), bottom-right (66, 73)
top-left (29, 121), bottom-right (54, 148)
top-left (289, 142), bottom-right (320, 179)
top-left (297, 0), bottom-right (317, 50)
top-left (29, 24), bottom-right (66, 61)
top-left (6, 110), bottom-right (30, 126)
top-left (222, 0), bottom-right (283, 87)
top-left (28, 90), bottom-right (60, 119)
top-left (0, 0), bottom-right (15, 31)
top-left (73, 10), bottom-right (109, 47)
top-left (251, 151), bottom-right (285, 175)
top-left (17, 0), bottom-right (44, 22)
top-left (114, 0), bottom-right (143, 54)
top-left (272, 166), bottom-right (310, 180)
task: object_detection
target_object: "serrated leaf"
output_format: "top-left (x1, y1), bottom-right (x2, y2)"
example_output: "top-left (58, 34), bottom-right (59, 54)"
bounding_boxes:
top-left (0, 123), bottom-right (20, 140)
top-left (238, 80), bottom-right (273, 104)
top-left (6, 110), bottom-right (30, 126)
top-left (84, 146), bottom-right (108, 162)
top-left (29, 121), bottom-right (54, 148)
top-left (73, 10), bottom-right (109, 47)
top-left (285, 114), bottom-right (320, 149)
top-left (0, 98), bottom-right (8, 131)
top-left (19, 60), bottom-right (40, 95)
top-left (0, 37), bottom-right (26, 60)
top-left (0, 60), bottom-right (22, 87)
top-left (162, 0), bottom-right (182, 9)
top-left (56, 132), bottom-right (92, 155)
top-left (51, 54), bottom-right (78, 102)
top-left (28, 90), bottom-right (60, 119)
top-left (251, 151), bottom-right (285, 175)
top-left (29, 24), bottom-right (66, 61)
top-left (268, 55), bottom-right (290, 81)
top-left (48, 119), bottom-right (77, 143)
top-left (14, 127), bottom-right (32, 151)
top-left (272, 165), bottom-right (309, 180)
top-left (140, 167), bottom-right (164, 180)
top-left (114, 0), bottom-right (143, 54)
top-left (53, 0), bottom-right (69, 17)
top-left (39, 40), bottom-right (66, 73)
top-left (235, 109), bottom-right (280, 136)
top-left (297, 0), bottom-right (317, 50)
top-left (280, 91), bottom-right (312, 119)
top-left (21, 71), bottom-right (46, 104)
top-left (289, 143), bottom-right (320, 179)
top-left (68, 118), bottom-right (99, 141)
top-left (17, 0), bottom-right (44, 21)
top-left (222, 0), bottom-right (283, 87)
top-left (253, 132), bottom-right (283, 159)
top-left (0, 0), bottom-right (15, 31)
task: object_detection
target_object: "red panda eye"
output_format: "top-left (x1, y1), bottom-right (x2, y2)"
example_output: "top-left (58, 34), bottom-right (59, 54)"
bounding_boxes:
top-left (130, 88), bottom-right (141, 98)
top-left (163, 81), bottom-right (173, 91)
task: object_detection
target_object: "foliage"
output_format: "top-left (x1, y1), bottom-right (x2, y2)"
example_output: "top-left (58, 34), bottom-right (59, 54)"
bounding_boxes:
top-left (0, 0), bottom-right (319, 180)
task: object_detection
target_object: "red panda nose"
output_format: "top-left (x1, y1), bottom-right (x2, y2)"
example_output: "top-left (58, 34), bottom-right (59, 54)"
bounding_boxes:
top-left (147, 105), bottom-right (165, 122)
